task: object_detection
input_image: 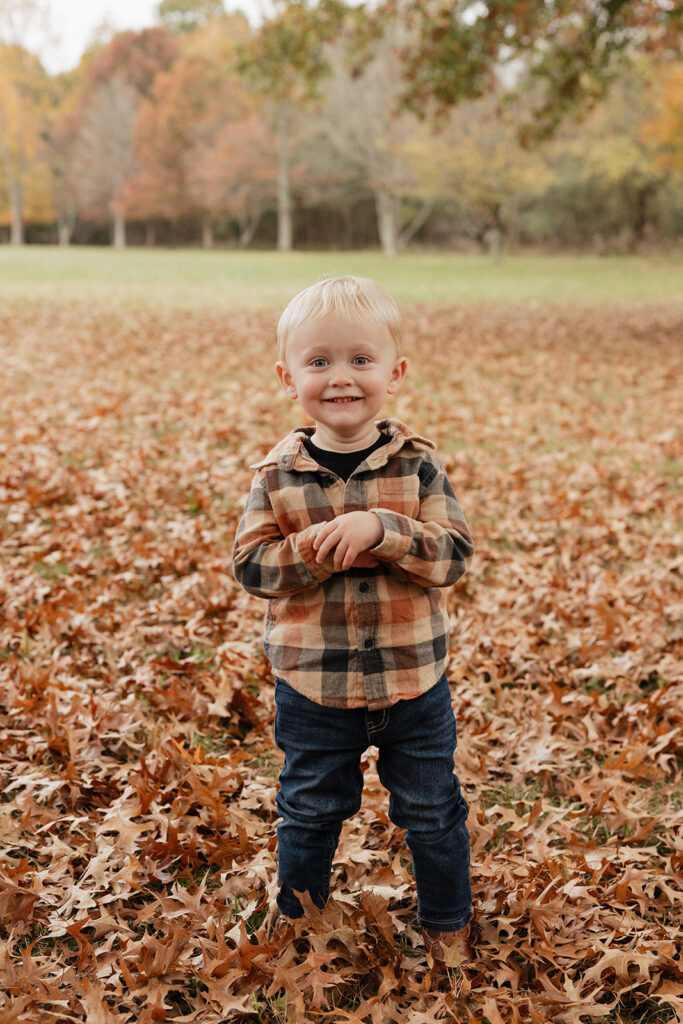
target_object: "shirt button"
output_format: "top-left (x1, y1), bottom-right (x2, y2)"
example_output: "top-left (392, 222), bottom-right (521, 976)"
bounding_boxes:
top-left (364, 638), bottom-right (374, 649)
top-left (359, 582), bottom-right (369, 593)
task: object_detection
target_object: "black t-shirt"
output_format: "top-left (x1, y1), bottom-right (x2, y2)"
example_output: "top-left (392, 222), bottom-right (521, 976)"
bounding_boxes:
top-left (303, 431), bottom-right (392, 482)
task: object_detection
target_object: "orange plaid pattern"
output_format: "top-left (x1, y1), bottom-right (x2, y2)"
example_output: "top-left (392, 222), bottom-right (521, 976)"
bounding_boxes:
top-left (232, 418), bottom-right (474, 709)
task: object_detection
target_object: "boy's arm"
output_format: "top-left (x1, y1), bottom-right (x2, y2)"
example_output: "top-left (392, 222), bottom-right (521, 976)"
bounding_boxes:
top-left (232, 474), bottom-right (338, 598)
top-left (368, 458), bottom-right (474, 589)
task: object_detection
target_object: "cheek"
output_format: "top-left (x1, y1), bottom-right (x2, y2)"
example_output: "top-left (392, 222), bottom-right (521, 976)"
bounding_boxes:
top-left (365, 374), bottom-right (388, 394)
top-left (299, 380), bottom-right (321, 400)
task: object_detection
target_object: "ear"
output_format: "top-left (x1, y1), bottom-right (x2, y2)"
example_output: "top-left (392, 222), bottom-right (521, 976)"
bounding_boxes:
top-left (275, 361), bottom-right (298, 399)
top-left (386, 357), bottom-right (408, 395)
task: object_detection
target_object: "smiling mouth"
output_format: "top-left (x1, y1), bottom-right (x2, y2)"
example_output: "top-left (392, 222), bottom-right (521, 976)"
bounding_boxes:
top-left (325, 397), bottom-right (361, 403)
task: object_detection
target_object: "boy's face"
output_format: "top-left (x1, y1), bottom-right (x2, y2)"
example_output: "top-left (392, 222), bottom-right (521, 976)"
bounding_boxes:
top-left (275, 314), bottom-right (407, 449)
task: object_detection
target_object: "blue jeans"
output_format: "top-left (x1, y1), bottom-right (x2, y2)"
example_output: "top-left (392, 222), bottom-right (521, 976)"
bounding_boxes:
top-left (273, 673), bottom-right (471, 931)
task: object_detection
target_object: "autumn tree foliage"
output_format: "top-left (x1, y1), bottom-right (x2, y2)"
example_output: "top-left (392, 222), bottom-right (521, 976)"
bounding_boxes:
top-left (83, 25), bottom-right (180, 100)
top-left (542, 60), bottom-right (666, 249)
top-left (129, 26), bottom-right (233, 235)
top-left (185, 110), bottom-right (277, 248)
top-left (39, 27), bottom-right (181, 248)
top-left (0, 43), bottom-right (53, 243)
top-left (403, 55), bottom-right (679, 254)
top-left (304, 0), bottom-right (682, 138)
top-left (643, 63), bottom-right (683, 175)
top-left (129, 16), bottom-right (273, 248)
top-left (405, 87), bottom-right (551, 256)
top-left (301, 32), bottom-right (433, 258)
top-left (235, 0), bottom-right (347, 251)
top-left (1, 0), bottom-right (682, 247)
top-left (65, 28), bottom-right (181, 247)
top-left (228, 0), bottom-right (683, 252)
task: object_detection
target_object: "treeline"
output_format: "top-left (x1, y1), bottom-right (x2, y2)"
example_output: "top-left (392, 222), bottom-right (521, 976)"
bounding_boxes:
top-left (1, 0), bottom-right (681, 254)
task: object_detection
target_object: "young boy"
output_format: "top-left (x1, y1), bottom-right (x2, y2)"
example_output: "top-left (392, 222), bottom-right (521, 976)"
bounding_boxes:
top-left (231, 276), bottom-right (475, 960)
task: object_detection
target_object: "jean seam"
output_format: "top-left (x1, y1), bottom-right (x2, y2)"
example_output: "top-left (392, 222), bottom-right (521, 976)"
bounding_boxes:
top-left (366, 707), bottom-right (389, 735)
top-left (418, 913), bottom-right (471, 930)
top-left (321, 834), bottom-right (336, 904)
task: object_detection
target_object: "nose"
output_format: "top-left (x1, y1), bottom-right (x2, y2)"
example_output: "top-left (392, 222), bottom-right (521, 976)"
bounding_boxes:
top-left (329, 365), bottom-right (353, 386)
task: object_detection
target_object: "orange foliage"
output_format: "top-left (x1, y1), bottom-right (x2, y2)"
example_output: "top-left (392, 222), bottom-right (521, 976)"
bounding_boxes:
top-left (85, 26), bottom-right (180, 99)
top-left (127, 16), bottom-right (273, 228)
top-left (643, 64), bottom-right (683, 174)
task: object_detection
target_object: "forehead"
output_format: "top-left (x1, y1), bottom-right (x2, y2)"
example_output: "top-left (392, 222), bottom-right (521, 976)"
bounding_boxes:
top-left (286, 313), bottom-right (395, 359)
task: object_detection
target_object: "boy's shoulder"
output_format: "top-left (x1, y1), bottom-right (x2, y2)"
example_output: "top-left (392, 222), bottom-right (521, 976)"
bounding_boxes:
top-left (249, 418), bottom-right (437, 472)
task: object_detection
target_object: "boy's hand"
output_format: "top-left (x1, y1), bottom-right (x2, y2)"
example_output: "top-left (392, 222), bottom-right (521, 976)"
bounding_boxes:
top-left (313, 511), bottom-right (383, 571)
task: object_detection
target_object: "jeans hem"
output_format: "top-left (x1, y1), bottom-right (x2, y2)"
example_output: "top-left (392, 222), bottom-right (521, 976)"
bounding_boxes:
top-left (418, 911), bottom-right (471, 932)
top-left (275, 897), bottom-right (303, 920)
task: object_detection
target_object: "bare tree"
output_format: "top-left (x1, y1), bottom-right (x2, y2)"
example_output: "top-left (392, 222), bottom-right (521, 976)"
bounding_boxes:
top-left (306, 33), bottom-right (431, 257)
top-left (47, 113), bottom-right (79, 245)
top-left (72, 77), bottom-right (138, 248)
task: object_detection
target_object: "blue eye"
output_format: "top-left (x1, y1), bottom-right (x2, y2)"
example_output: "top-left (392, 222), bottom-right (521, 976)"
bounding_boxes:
top-left (354, 356), bottom-right (369, 365)
top-left (311, 358), bottom-right (328, 368)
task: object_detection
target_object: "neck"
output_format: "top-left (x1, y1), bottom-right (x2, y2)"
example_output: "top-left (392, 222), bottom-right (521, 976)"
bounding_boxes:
top-left (310, 422), bottom-right (381, 452)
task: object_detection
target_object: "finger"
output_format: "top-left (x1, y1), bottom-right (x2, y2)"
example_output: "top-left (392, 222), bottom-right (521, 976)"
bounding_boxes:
top-left (341, 542), bottom-right (360, 571)
top-left (316, 531), bottom-right (339, 563)
top-left (313, 521), bottom-right (333, 550)
top-left (316, 541), bottom-right (333, 563)
top-left (341, 547), bottom-right (358, 570)
top-left (334, 539), bottom-right (350, 571)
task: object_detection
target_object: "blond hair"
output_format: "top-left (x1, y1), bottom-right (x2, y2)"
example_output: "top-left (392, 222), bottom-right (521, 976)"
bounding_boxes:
top-left (276, 275), bottom-right (403, 362)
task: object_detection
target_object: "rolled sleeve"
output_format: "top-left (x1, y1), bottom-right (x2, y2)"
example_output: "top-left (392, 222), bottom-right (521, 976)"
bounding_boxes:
top-left (232, 476), bottom-right (336, 597)
top-left (368, 509), bottom-right (414, 562)
top-left (367, 459), bottom-right (474, 589)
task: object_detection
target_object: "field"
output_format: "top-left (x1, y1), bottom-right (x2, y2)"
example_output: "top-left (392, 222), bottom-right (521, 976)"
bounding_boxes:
top-left (1, 249), bottom-right (682, 1023)
top-left (2, 246), bottom-right (683, 309)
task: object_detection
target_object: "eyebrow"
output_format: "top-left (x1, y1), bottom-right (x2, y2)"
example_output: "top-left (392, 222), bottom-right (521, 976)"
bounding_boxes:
top-left (299, 343), bottom-right (380, 359)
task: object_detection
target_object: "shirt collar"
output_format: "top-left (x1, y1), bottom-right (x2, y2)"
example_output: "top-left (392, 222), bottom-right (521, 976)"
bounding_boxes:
top-left (250, 417), bottom-right (435, 472)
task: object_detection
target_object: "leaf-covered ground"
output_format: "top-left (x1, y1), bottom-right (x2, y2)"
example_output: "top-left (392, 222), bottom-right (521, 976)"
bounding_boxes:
top-left (1, 299), bottom-right (681, 1023)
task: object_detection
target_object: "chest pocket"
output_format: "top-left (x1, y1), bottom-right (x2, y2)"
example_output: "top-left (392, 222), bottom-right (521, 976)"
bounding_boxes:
top-left (375, 476), bottom-right (420, 517)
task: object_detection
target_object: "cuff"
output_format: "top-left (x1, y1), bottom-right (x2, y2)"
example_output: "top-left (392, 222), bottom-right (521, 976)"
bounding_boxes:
top-left (297, 524), bottom-right (337, 581)
top-left (368, 509), bottom-right (413, 563)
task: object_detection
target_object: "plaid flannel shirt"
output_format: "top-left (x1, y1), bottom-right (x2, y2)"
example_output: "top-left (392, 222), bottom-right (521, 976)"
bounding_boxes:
top-left (231, 417), bottom-right (474, 709)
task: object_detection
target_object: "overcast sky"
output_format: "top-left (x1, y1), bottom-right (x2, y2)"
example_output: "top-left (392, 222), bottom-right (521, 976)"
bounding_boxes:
top-left (39, 0), bottom-right (269, 74)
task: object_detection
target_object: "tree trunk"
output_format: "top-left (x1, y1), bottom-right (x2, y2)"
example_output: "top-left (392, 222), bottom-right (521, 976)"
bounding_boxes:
top-left (484, 226), bottom-right (502, 263)
top-left (398, 201), bottom-right (434, 249)
top-left (276, 103), bottom-right (293, 252)
top-left (201, 214), bottom-right (214, 250)
top-left (632, 181), bottom-right (656, 242)
top-left (483, 205), bottom-right (503, 263)
top-left (58, 220), bottom-right (71, 246)
top-left (112, 208), bottom-right (126, 249)
top-left (0, 114), bottom-right (24, 245)
top-left (9, 188), bottom-right (24, 245)
top-left (145, 222), bottom-right (156, 246)
top-left (238, 212), bottom-right (262, 249)
top-left (375, 186), bottom-right (398, 258)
